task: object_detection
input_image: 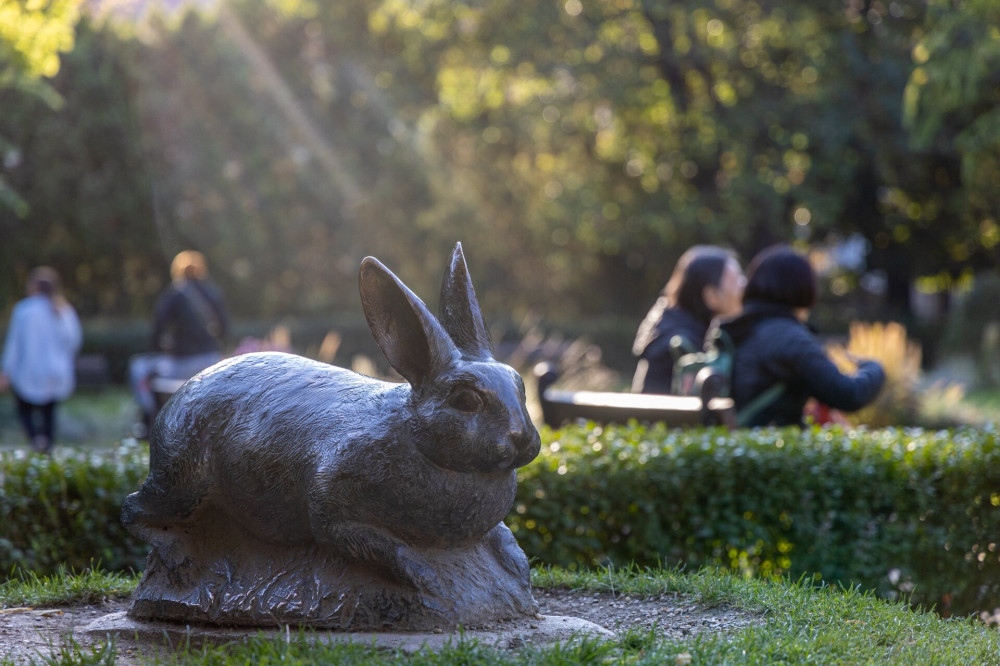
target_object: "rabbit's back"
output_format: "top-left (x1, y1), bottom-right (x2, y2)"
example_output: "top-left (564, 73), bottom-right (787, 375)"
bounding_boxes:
top-left (128, 352), bottom-right (403, 541)
top-left (130, 351), bottom-right (519, 547)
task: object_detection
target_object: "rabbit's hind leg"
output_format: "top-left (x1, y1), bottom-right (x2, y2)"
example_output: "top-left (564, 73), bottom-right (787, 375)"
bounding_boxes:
top-left (323, 522), bottom-right (444, 596)
top-left (485, 522), bottom-right (531, 580)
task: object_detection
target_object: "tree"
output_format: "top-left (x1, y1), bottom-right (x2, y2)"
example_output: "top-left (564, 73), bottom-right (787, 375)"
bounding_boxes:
top-left (903, 0), bottom-right (1000, 271)
top-left (0, 0), bottom-right (81, 216)
top-left (0, 17), bottom-right (160, 315)
top-left (4, 0), bottom-right (997, 330)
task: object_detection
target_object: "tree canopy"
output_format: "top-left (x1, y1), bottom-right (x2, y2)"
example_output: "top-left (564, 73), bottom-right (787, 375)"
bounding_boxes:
top-left (0, 0), bottom-right (996, 326)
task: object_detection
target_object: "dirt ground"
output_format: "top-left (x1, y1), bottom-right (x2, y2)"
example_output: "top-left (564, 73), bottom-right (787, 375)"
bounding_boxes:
top-left (0, 591), bottom-right (761, 664)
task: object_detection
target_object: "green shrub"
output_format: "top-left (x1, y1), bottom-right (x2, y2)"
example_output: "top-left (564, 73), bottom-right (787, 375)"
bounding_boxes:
top-left (4, 424), bottom-right (1000, 621)
top-left (0, 441), bottom-right (149, 576)
top-left (511, 423), bottom-right (1000, 617)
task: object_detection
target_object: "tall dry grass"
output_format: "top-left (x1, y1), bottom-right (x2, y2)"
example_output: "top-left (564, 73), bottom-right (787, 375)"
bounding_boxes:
top-left (827, 321), bottom-right (923, 427)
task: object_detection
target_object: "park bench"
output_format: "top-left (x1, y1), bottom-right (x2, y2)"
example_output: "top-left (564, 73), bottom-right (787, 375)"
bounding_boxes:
top-left (534, 363), bottom-right (736, 429)
top-left (149, 376), bottom-right (189, 410)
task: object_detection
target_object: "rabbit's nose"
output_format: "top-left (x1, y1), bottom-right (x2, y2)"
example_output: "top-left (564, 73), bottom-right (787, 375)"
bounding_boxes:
top-left (510, 426), bottom-right (541, 465)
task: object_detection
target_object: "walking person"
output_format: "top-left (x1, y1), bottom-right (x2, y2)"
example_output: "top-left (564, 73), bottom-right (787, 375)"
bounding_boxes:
top-left (0, 267), bottom-right (82, 452)
top-left (129, 250), bottom-right (228, 432)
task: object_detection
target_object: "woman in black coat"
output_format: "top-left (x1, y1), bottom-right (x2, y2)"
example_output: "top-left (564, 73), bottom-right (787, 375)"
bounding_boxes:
top-left (719, 245), bottom-right (885, 427)
top-left (632, 246), bottom-right (744, 394)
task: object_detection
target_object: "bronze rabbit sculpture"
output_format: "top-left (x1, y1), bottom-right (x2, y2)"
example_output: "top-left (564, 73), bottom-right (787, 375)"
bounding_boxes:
top-left (122, 244), bottom-right (541, 630)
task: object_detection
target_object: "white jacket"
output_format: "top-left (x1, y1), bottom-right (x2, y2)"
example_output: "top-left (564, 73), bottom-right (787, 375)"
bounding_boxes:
top-left (2, 294), bottom-right (82, 404)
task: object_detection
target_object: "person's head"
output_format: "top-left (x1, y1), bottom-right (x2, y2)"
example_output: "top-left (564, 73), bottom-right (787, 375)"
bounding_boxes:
top-left (743, 244), bottom-right (817, 312)
top-left (26, 266), bottom-right (61, 297)
top-left (664, 245), bottom-right (745, 324)
top-left (170, 250), bottom-right (209, 283)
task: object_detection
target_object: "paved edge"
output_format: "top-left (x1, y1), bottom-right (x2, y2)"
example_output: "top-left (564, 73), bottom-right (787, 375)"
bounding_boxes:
top-left (82, 611), bottom-right (615, 652)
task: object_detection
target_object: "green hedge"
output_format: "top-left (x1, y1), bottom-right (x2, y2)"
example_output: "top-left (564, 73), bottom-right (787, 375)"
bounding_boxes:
top-left (511, 423), bottom-right (1000, 617)
top-left (4, 425), bottom-right (1000, 618)
top-left (0, 442), bottom-right (149, 575)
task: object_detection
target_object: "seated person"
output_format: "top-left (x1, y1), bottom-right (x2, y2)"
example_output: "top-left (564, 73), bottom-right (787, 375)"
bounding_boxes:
top-left (718, 245), bottom-right (885, 427)
top-left (632, 246), bottom-right (744, 393)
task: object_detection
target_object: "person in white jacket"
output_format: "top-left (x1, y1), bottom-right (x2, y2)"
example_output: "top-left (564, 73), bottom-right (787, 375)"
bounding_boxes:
top-left (0, 267), bottom-right (82, 452)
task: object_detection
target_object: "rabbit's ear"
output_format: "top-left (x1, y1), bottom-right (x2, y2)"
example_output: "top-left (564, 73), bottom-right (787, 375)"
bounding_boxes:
top-left (360, 257), bottom-right (457, 389)
top-left (439, 242), bottom-right (493, 359)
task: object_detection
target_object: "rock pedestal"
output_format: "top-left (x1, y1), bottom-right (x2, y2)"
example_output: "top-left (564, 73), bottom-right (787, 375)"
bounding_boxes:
top-left (128, 509), bottom-right (536, 631)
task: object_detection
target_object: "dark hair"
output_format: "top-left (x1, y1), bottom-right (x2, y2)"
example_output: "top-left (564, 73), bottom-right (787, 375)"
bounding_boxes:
top-left (743, 244), bottom-right (817, 308)
top-left (665, 246), bottom-right (735, 325)
top-left (27, 266), bottom-right (60, 297)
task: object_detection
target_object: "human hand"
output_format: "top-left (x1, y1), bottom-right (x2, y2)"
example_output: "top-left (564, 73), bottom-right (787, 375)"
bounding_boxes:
top-left (0, 374), bottom-right (8, 392)
top-left (842, 351), bottom-right (869, 367)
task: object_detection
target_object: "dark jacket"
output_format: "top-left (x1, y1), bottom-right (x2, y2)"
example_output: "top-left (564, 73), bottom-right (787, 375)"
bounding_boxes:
top-left (153, 279), bottom-right (228, 356)
top-left (632, 298), bottom-right (709, 394)
top-left (719, 301), bottom-right (886, 427)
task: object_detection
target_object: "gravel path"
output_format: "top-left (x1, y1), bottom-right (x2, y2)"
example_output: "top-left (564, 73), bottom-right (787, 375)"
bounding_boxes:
top-left (534, 588), bottom-right (762, 639)
top-left (0, 591), bottom-right (762, 663)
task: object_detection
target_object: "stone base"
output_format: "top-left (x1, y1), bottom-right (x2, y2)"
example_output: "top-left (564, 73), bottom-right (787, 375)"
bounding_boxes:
top-left (128, 511), bottom-right (537, 631)
top-left (84, 611), bottom-right (614, 652)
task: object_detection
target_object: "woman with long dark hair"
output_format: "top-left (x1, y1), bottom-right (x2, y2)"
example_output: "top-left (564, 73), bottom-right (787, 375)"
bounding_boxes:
top-left (632, 246), bottom-right (745, 393)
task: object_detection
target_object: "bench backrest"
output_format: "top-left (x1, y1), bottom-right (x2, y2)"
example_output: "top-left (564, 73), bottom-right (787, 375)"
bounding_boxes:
top-left (534, 363), bottom-right (736, 429)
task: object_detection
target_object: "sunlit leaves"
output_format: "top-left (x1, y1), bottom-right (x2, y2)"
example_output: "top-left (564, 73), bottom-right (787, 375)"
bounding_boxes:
top-left (264, 0), bottom-right (319, 20)
top-left (436, 62), bottom-right (503, 121)
top-left (0, 0), bottom-right (82, 218)
top-left (0, 0), bottom-right (80, 82)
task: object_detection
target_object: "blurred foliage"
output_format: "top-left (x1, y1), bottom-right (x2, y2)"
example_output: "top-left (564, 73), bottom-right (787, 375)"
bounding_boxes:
top-left (1, 18), bottom-right (162, 317)
top-left (0, 0), bottom-right (997, 328)
top-left (941, 271), bottom-right (1000, 387)
top-left (904, 0), bottom-right (1000, 232)
top-left (0, 0), bottom-right (82, 215)
top-left (0, 0), bottom-right (80, 83)
top-left (0, 440), bottom-right (149, 574)
top-left (512, 422), bottom-right (1000, 618)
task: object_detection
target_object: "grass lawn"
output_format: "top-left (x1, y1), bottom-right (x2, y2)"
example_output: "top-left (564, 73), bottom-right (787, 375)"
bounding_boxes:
top-left (961, 388), bottom-right (1000, 415)
top-left (2, 566), bottom-right (998, 665)
top-left (0, 388), bottom-right (138, 451)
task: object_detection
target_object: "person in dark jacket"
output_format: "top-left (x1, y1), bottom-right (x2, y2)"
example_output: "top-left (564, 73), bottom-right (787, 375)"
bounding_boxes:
top-left (129, 250), bottom-right (228, 431)
top-left (632, 246), bottom-right (744, 393)
top-left (719, 245), bottom-right (885, 427)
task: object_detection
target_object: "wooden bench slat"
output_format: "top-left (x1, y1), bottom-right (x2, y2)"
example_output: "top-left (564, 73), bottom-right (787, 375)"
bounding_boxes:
top-left (534, 364), bottom-right (735, 429)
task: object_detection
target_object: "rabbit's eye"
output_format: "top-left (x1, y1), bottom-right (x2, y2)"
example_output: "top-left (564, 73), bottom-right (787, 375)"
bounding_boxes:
top-left (448, 388), bottom-right (483, 413)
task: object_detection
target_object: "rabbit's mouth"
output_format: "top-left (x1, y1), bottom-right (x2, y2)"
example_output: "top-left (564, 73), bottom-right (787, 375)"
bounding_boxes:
top-left (418, 429), bottom-right (540, 472)
top-left (465, 440), bottom-right (539, 472)
top-left (503, 430), bottom-right (541, 470)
